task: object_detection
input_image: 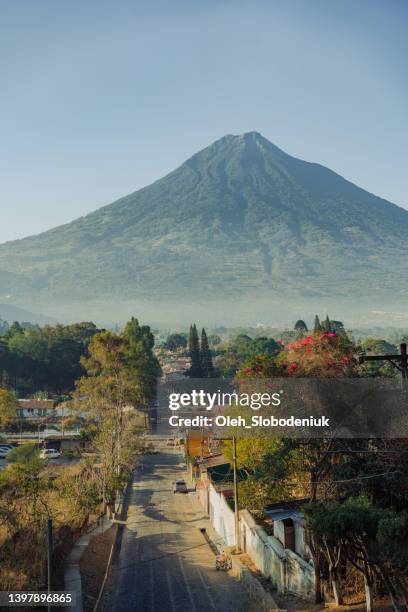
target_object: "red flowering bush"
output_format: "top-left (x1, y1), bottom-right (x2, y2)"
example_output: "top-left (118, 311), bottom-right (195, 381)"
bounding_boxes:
top-left (277, 331), bottom-right (356, 377)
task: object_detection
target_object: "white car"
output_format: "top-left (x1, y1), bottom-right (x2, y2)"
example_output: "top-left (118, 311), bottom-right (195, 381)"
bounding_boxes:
top-left (40, 448), bottom-right (61, 460)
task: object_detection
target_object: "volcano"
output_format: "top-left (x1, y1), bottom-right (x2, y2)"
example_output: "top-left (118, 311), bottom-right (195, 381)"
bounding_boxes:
top-left (1, 132), bottom-right (407, 324)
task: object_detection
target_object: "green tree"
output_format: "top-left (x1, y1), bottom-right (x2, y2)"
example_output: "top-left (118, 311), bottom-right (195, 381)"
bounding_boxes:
top-left (6, 321), bottom-right (23, 338)
top-left (233, 334), bottom-right (252, 357)
top-left (330, 320), bottom-right (345, 335)
top-left (314, 315), bottom-right (321, 332)
top-left (75, 329), bottom-right (143, 513)
top-left (0, 337), bottom-right (9, 385)
top-left (224, 438), bottom-right (298, 518)
top-left (122, 317), bottom-right (161, 404)
top-left (208, 334), bottom-right (222, 346)
top-left (0, 388), bottom-right (17, 429)
top-left (7, 443), bottom-right (38, 463)
top-left (187, 324), bottom-right (202, 377)
top-left (322, 314), bottom-right (331, 332)
top-left (200, 328), bottom-right (214, 377)
top-left (304, 496), bottom-right (408, 611)
top-left (249, 337), bottom-right (281, 358)
top-left (294, 319), bottom-right (308, 334)
top-left (163, 333), bottom-right (187, 351)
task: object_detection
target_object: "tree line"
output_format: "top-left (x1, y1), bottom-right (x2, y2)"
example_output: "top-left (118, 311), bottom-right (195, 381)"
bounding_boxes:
top-left (0, 321), bottom-right (101, 396)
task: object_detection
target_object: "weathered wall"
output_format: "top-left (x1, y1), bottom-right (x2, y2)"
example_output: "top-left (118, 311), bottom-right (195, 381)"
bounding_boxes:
top-left (206, 484), bottom-right (315, 602)
top-left (286, 550), bottom-right (315, 601)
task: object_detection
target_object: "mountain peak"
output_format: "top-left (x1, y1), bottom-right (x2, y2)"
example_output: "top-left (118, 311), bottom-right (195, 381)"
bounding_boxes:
top-left (188, 131), bottom-right (288, 169)
top-left (0, 133), bottom-right (407, 323)
top-left (214, 130), bottom-right (280, 148)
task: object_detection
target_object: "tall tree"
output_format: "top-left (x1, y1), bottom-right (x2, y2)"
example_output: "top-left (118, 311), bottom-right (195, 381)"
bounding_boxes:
top-left (313, 315), bottom-right (321, 332)
top-left (75, 330), bottom-right (142, 513)
top-left (121, 317), bottom-right (160, 404)
top-left (188, 324), bottom-right (202, 377)
top-left (322, 314), bottom-right (331, 332)
top-left (294, 319), bottom-right (308, 334)
top-left (200, 328), bottom-right (214, 377)
top-left (0, 388), bottom-right (17, 429)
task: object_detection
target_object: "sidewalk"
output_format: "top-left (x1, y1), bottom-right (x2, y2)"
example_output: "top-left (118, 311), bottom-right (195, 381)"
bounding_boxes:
top-left (64, 516), bottom-right (114, 612)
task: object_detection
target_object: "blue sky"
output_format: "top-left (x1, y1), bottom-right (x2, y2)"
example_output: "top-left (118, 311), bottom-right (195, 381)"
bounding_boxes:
top-left (1, 0), bottom-right (407, 243)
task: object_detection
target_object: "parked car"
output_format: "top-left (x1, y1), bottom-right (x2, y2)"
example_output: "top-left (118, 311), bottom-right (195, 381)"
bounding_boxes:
top-left (0, 447), bottom-right (11, 458)
top-left (40, 448), bottom-right (61, 460)
top-left (173, 479), bottom-right (188, 493)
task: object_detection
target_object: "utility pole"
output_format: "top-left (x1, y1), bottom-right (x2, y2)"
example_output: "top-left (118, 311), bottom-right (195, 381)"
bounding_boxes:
top-left (200, 425), bottom-right (204, 460)
top-left (232, 435), bottom-right (240, 553)
top-left (359, 342), bottom-right (408, 390)
top-left (47, 518), bottom-right (53, 608)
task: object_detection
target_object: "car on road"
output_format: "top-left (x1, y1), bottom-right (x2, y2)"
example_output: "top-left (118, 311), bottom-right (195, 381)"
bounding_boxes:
top-left (40, 448), bottom-right (62, 460)
top-left (0, 447), bottom-right (12, 458)
top-left (173, 479), bottom-right (188, 493)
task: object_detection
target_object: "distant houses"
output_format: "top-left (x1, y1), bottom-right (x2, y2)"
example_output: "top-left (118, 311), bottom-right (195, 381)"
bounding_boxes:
top-left (16, 398), bottom-right (55, 419)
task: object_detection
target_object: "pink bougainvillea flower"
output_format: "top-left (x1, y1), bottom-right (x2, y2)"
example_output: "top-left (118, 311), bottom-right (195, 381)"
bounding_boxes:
top-left (321, 332), bottom-right (337, 339)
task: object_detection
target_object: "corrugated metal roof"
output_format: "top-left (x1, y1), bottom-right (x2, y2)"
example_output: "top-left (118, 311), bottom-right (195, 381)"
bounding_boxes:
top-left (264, 508), bottom-right (303, 521)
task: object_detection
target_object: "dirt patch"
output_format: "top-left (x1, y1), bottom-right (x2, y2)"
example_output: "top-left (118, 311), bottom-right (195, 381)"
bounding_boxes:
top-left (272, 590), bottom-right (393, 612)
top-left (80, 526), bottom-right (117, 612)
top-left (234, 555), bottom-right (393, 612)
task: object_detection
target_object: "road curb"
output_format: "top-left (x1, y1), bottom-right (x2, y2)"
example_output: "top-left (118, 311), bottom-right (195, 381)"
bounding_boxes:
top-left (64, 515), bottom-right (113, 612)
top-left (93, 468), bottom-right (137, 611)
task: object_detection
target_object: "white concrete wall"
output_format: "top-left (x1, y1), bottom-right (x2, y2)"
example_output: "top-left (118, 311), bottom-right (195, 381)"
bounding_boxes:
top-left (208, 484), bottom-right (236, 547)
top-left (206, 485), bottom-right (315, 601)
top-left (240, 510), bottom-right (286, 592)
top-left (286, 550), bottom-right (315, 600)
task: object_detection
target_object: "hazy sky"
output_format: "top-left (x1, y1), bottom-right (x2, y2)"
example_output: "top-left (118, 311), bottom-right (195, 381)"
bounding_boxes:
top-left (1, 0), bottom-right (407, 244)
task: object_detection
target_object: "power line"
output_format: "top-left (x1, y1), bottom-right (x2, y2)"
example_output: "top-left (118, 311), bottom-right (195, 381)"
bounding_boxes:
top-left (244, 470), bottom-right (402, 486)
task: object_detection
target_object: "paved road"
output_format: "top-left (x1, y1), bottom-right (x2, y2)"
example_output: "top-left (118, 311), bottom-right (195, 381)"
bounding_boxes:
top-left (103, 442), bottom-right (256, 612)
